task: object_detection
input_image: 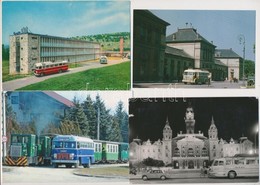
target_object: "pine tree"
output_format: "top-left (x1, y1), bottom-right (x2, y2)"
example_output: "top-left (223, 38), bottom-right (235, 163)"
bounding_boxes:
top-left (115, 101), bottom-right (129, 142)
top-left (82, 95), bottom-right (97, 139)
top-left (64, 96), bottom-right (89, 136)
top-left (108, 117), bottom-right (122, 142)
top-left (94, 94), bottom-right (111, 140)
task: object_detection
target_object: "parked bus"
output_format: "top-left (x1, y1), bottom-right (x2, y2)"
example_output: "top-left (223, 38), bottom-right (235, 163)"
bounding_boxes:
top-left (182, 69), bottom-right (210, 84)
top-left (52, 135), bottom-right (95, 168)
top-left (208, 154), bottom-right (259, 179)
top-left (33, 60), bottom-right (68, 77)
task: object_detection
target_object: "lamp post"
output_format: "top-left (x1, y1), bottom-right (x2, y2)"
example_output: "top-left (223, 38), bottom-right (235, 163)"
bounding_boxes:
top-left (255, 125), bottom-right (258, 154)
top-left (238, 34), bottom-right (245, 86)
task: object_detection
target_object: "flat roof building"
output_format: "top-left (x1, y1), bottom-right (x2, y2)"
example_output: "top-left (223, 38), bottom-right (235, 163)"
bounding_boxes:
top-left (9, 29), bottom-right (101, 74)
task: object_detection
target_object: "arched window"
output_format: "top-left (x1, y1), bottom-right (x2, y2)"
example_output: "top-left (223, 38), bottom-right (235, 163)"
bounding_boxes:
top-left (188, 148), bottom-right (194, 157)
top-left (174, 148), bottom-right (180, 157)
top-left (202, 147), bottom-right (208, 157)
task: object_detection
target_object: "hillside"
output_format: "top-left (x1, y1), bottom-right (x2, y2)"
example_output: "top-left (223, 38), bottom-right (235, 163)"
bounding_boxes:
top-left (72, 32), bottom-right (130, 51)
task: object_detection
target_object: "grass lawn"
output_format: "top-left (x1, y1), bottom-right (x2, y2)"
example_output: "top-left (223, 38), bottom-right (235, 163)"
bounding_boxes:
top-left (17, 61), bottom-right (131, 90)
top-left (74, 166), bottom-right (129, 177)
top-left (2, 60), bottom-right (32, 82)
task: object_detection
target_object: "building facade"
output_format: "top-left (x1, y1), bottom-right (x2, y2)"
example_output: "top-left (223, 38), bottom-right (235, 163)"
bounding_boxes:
top-left (215, 49), bottom-right (242, 80)
top-left (9, 30), bottom-right (101, 74)
top-left (166, 28), bottom-right (228, 81)
top-left (133, 10), bottom-right (170, 82)
top-left (164, 46), bottom-right (195, 82)
top-left (5, 91), bottom-right (74, 132)
top-left (130, 105), bottom-right (253, 168)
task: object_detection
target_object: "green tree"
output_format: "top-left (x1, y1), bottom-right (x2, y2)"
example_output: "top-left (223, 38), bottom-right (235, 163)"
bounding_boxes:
top-left (68, 97), bottom-right (89, 136)
top-left (82, 95), bottom-right (97, 139)
top-left (115, 101), bottom-right (128, 142)
top-left (108, 117), bottom-right (122, 142)
top-left (94, 94), bottom-right (111, 140)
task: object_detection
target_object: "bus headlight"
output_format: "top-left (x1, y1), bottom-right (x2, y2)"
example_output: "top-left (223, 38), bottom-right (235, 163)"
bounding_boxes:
top-left (54, 153), bottom-right (57, 159)
top-left (69, 153), bottom-right (74, 159)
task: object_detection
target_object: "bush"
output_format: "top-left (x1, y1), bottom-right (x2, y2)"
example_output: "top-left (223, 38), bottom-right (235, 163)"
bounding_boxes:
top-left (142, 157), bottom-right (165, 167)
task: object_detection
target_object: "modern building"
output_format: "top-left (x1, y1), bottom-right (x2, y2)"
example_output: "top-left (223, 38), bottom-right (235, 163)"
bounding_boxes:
top-left (130, 105), bottom-right (253, 168)
top-left (9, 28), bottom-right (101, 74)
top-left (133, 10), bottom-right (170, 82)
top-left (166, 28), bottom-right (228, 81)
top-left (215, 49), bottom-right (242, 80)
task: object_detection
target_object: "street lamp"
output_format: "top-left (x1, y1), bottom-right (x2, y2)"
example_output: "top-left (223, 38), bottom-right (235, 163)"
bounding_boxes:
top-left (254, 124), bottom-right (258, 154)
top-left (238, 34), bottom-right (245, 86)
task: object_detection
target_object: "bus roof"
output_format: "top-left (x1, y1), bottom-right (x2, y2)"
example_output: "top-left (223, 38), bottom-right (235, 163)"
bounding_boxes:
top-left (184, 69), bottom-right (210, 73)
top-left (53, 135), bottom-right (93, 143)
top-left (35, 60), bottom-right (68, 67)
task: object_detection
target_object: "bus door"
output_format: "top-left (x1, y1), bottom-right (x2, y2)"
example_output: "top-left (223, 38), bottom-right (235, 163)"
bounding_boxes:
top-left (233, 158), bottom-right (245, 176)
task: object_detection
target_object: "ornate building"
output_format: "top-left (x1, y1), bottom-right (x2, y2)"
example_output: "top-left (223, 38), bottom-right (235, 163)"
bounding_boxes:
top-left (130, 105), bottom-right (253, 169)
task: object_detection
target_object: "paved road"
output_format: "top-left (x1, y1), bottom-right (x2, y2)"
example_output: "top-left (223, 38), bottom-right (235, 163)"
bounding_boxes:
top-left (3, 58), bottom-right (128, 91)
top-left (2, 164), bottom-right (128, 184)
top-left (134, 80), bottom-right (248, 89)
top-left (130, 177), bottom-right (259, 184)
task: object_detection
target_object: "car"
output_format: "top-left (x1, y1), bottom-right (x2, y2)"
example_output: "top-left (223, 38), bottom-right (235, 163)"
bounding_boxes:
top-left (247, 75), bottom-right (255, 87)
top-left (99, 56), bottom-right (108, 64)
top-left (141, 170), bottom-right (168, 180)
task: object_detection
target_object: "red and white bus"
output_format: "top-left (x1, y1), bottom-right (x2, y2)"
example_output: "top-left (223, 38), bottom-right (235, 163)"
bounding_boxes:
top-left (33, 61), bottom-right (69, 77)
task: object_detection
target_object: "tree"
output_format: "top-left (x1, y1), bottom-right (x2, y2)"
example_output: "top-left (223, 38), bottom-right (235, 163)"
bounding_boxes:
top-left (108, 117), bottom-right (122, 142)
top-left (94, 94), bottom-right (111, 140)
top-left (82, 95), bottom-right (97, 139)
top-left (115, 101), bottom-right (129, 142)
top-left (68, 96), bottom-right (89, 136)
top-left (59, 119), bottom-right (82, 135)
top-left (2, 44), bottom-right (9, 60)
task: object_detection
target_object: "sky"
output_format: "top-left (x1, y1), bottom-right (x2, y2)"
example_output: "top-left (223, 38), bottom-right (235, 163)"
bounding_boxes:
top-left (56, 91), bottom-right (131, 114)
top-left (151, 10), bottom-right (256, 61)
top-left (2, 1), bottom-right (130, 45)
top-left (129, 97), bottom-right (258, 145)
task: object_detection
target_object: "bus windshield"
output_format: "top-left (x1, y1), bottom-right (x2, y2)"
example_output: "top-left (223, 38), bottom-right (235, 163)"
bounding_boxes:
top-left (53, 141), bottom-right (76, 149)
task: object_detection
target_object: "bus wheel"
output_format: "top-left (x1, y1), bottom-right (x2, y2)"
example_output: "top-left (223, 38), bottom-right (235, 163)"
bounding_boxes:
top-left (40, 73), bottom-right (44, 77)
top-left (66, 164), bottom-right (72, 168)
top-left (228, 171), bottom-right (236, 179)
top-left (59, 69), bottom-right (62, 73)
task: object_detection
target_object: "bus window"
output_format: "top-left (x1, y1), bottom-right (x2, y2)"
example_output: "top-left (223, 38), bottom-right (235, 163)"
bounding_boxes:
top-left (213, 160), bottom-right (218, 166)
top-left (246, 159), bottom-right (256, 165)
top-left (219, 161), bottom-right (224, 166)
top-left (226, 159), bottom-right (232, 165)
top-left (23, 136), bottom-right (29, 143)
top-left (234, 159), bottom-right (244, 165)
top-left (12, 136), bottom-right (18, 143)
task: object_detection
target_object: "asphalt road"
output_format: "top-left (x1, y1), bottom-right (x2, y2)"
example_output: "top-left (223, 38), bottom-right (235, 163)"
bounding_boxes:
top-left (133, 80), bottom-right (248, 89)
top-left (130, 177), bottom-right (259, 184)
top-left (2, 164), bottom-right (129, 184)
top-left (2, 58), bottom-right (128, 91)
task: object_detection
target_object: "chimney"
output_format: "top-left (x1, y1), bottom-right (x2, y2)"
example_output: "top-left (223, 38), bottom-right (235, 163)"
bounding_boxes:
top-left (119, 37), bottom-right (124, 57)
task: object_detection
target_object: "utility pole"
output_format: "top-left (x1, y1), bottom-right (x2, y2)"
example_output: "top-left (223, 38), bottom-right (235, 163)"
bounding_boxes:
top-left (97, 107), bottom-right (100, 140)
top-left (238, 34), bottom-right (246, 86)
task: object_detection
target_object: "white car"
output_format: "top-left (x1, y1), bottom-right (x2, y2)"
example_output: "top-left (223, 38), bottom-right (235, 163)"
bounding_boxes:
top-left (99, 56), bottom-right (108, 64)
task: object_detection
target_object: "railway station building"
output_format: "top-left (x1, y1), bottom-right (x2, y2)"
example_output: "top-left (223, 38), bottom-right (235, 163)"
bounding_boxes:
top-left (133, 10), bottom-right (240, 83)
top-left (9, 29), bottom-right (101, 74)
top-left (215, 49), bottom-right (242, 80)
top-left (130, 105), bottom-right (253, 168)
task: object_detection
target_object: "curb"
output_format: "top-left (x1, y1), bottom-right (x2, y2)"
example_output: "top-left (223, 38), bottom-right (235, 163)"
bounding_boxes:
top-left (73, 172), bottom-right (129, 179)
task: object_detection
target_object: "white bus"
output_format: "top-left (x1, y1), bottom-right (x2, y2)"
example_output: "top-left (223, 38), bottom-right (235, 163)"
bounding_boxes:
top-left (208, 154), bottom-right (259, 179)
top-left (182, 69), bottom-right (210, 84)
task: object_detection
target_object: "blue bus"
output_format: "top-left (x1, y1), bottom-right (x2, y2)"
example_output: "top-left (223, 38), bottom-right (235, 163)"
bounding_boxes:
top-left (52, 135), bottom-right (95, 168)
